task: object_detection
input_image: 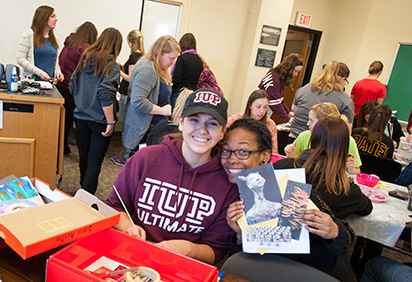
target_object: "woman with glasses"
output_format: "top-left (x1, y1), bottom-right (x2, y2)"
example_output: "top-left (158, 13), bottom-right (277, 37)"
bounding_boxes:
top-left (289, 61), bottom-right (354, 143)
top-left (351, 60), bottom-right (386, 115)
top-left (222, 118), bottom-right (358, 281)
top-left (226, 89), bottom-right (278, 154)
top-left (107, 89), bottom-right (239, 265)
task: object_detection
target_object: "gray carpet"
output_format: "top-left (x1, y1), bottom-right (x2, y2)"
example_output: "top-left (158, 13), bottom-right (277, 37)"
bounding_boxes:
top-left (55, 128), bottom-right (123, 201)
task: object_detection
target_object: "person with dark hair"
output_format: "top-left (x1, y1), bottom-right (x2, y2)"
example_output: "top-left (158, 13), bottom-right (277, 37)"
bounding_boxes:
top-left (107, 89), bottom-right (238, 265)
top-left (170, 33), bottom-right (204, 107)
top-left (276, 116), bottom-right (372, 219)
top-left (258, 53), bottom-right (303, 123)
top-left (69, 28), bottom-right (123, 194)
top-left (226, 90), bottom-right (278, 153)
top-left (354, 101), bottom-right (404, 148)
top-left (352, 104), bottom-right (395, 159)
top-left (17, 5), bottom-right (64, 82)
top-left (351, 61), bottom-right (386, 115)
top-left (111, 30), bottom-right (145, 166)
top-left (408, 109), bottom-right (412, 143)
top-left (57, 21), bottom-right (98, 155)
top-left (197, 54), bottom-right (222, 95)
top-left (222, 118), bottom-right (358, 282)
top-left (289, 61), bottom-right (354, 143)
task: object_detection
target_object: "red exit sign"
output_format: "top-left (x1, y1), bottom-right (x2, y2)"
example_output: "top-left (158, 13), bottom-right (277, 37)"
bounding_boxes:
top-left (295, 12), bottom-right (313, 27)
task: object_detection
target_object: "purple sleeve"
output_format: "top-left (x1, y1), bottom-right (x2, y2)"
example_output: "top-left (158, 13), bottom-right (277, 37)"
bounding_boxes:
top-left (199, 183), bottom-right (240, 263)
top-left (259, 73), bottom-right (290, 122)
top-left (408, 109), bottom-right (412, 134)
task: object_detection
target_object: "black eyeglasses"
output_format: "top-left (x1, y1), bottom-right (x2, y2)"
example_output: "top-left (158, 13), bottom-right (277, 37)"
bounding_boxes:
top-left (220, 148), bottom-right (262, 160)
top-left (344, 78), bottom-right (349, 85)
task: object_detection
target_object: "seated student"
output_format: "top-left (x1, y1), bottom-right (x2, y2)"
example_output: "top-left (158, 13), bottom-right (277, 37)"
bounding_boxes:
top-left (274, 117), bottom-right (372, 220)
top-left (226, 89), bottom-right (278, 154)
top-left (360, 256), bottom-right (412, 282)
top-left (352, 104), bottom-right (395, 159)
top-left (284, 102), bottom-right (361, 174)
top-left (106, 89), bottom-right (238, 264)
top-left (146, 88), bottom-right (192, 146)
top-left (222, 118), bottom-right (357, 281)
top-left (408, 109), bottom-right (412, 142)
top-left (354, 101), bottom-right (404, 148)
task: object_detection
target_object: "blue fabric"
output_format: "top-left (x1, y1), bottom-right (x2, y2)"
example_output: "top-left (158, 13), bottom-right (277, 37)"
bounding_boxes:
top-left (34, 38), bottom-right (57, 80)
top-left (395, 162), bottom-right (412, 187)
top-left (150, 80), bottom-right (171, 129)
top-left (361, 256), bottom-right (412, 282)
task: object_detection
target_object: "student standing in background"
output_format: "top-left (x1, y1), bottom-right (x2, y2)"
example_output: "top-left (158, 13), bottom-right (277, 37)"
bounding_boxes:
top-left (70, 28), bottom-right (122, 195)
top-left (289, 61), bottom-right (354, 143)
top-left (57, 21), bottom-right (98, 155)
top-left (351, 61), bottom-right (386, 115)
top-left (171, 33), bottom-right (203, 108)
top-left (121, 36), bottom-right (180, 162)
top-left (16, 5), bottom-right (64, 82)
top-left (111, 30), bottom-right (145, 166)
top-left (258, 53), bottom-right (303, 123)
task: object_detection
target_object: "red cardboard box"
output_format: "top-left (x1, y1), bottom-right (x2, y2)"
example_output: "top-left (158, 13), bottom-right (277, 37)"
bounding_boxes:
top-left (46, 228), bottom-right (219, 282)
top-left (0, 187), bottom-right (120, 259)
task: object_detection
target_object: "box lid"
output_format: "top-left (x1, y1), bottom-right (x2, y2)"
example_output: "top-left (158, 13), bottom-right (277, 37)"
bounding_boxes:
top-left (0, 189), bottom-right (120, 259)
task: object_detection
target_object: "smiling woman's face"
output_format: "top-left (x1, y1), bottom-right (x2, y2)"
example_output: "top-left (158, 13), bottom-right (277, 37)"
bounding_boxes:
top-left (221, 127), bottom-right (270, 184)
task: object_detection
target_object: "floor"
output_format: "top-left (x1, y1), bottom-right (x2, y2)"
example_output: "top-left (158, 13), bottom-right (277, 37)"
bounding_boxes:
top-left (57, 128), bottom-right (412, 278)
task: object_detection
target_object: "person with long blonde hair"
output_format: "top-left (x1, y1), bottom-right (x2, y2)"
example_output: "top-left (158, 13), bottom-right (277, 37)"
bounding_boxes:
top-left (122, 35), bottom-right (180, 160)
top-left (17, 5), bottom-right (64, 82)
top-left (70, 28), bottom-right (123, 195)
top-left (289, 61), bottom-right (354, 143)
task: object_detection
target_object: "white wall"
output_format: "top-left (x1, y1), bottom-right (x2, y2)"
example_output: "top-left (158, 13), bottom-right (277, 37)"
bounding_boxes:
top-left (2, 0), bottom-right (412, 116)
top-left (291, 0), bottom-right (412, 107)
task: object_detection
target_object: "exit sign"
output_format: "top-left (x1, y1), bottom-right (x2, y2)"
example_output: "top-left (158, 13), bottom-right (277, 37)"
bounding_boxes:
top-left (295, 12), bottom-right (313, 27)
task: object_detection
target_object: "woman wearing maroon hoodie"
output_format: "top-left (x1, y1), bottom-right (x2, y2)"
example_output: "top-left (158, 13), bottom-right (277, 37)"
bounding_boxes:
top-left (57, 22), bottom-right (97, 155)
top-left (107, 89), bottom-right (239, 265)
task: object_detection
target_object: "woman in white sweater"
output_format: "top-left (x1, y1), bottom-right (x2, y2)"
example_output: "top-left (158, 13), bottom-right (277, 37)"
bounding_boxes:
top-left (16, 5), bottom-right (63, 82)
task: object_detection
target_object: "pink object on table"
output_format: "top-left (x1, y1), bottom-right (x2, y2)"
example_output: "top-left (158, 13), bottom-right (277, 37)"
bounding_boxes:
top-left (356, 173), bottom-right (380, 188)
top-left (359, 186), bottom-right (389, 203)
top-left (270, 154), bottom-right (287, 164)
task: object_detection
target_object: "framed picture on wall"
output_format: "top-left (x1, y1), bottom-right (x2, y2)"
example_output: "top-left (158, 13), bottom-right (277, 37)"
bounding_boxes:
top-left (260, 25), bottom-right (282, 46)
top-left (255, 48), bottom-right (276, 68)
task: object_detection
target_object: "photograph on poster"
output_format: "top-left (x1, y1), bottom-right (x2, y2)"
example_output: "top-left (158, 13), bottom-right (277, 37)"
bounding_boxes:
top-left (260, 25), bottom-right (282, 46)
top-left (255, 48), bottom-right (276, 68)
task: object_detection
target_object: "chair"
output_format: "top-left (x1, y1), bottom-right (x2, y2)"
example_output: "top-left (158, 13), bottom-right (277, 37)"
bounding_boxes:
top-left (359, 153), bottom-right (402, 183)
top-left (221, 252), bottom-right (339, 282)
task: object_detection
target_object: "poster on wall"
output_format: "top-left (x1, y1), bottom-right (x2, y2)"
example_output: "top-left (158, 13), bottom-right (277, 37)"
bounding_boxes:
top-left (255, 48), bottom-right (276, 68)
top-left (260, 25), bottom-right (282, 46)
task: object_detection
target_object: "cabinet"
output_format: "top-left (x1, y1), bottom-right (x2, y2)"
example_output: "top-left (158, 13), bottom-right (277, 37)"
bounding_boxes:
top-left (0, 87), bottom-right (64, 187)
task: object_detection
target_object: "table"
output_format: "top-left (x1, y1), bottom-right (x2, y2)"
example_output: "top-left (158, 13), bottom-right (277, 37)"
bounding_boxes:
top-left (0, 245), bottom-right (250, 282)
top-left (345, 179), bottom-right (412, 278)
top-left (345, 180), bottom-right (411, 247)
top-left (0, 87), bottom-right (65, 186)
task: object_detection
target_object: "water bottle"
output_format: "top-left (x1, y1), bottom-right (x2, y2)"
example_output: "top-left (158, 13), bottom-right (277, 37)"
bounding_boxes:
top-left (10, 67), bottom-right (18, 93)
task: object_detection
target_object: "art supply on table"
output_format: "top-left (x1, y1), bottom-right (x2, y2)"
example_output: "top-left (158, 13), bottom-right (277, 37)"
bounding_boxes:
top-left (112, 185), bottom-right (139, 236)
top-left (10, 67), bottom-right (18, 93)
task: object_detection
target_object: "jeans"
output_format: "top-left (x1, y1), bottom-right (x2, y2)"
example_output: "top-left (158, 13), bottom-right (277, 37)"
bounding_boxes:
top-left (361, 256), bottom-right (412, 282)
top-left (75, 119), bottom-right (111, 194)
top-left (119, 94), bottom-right (128, 129)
